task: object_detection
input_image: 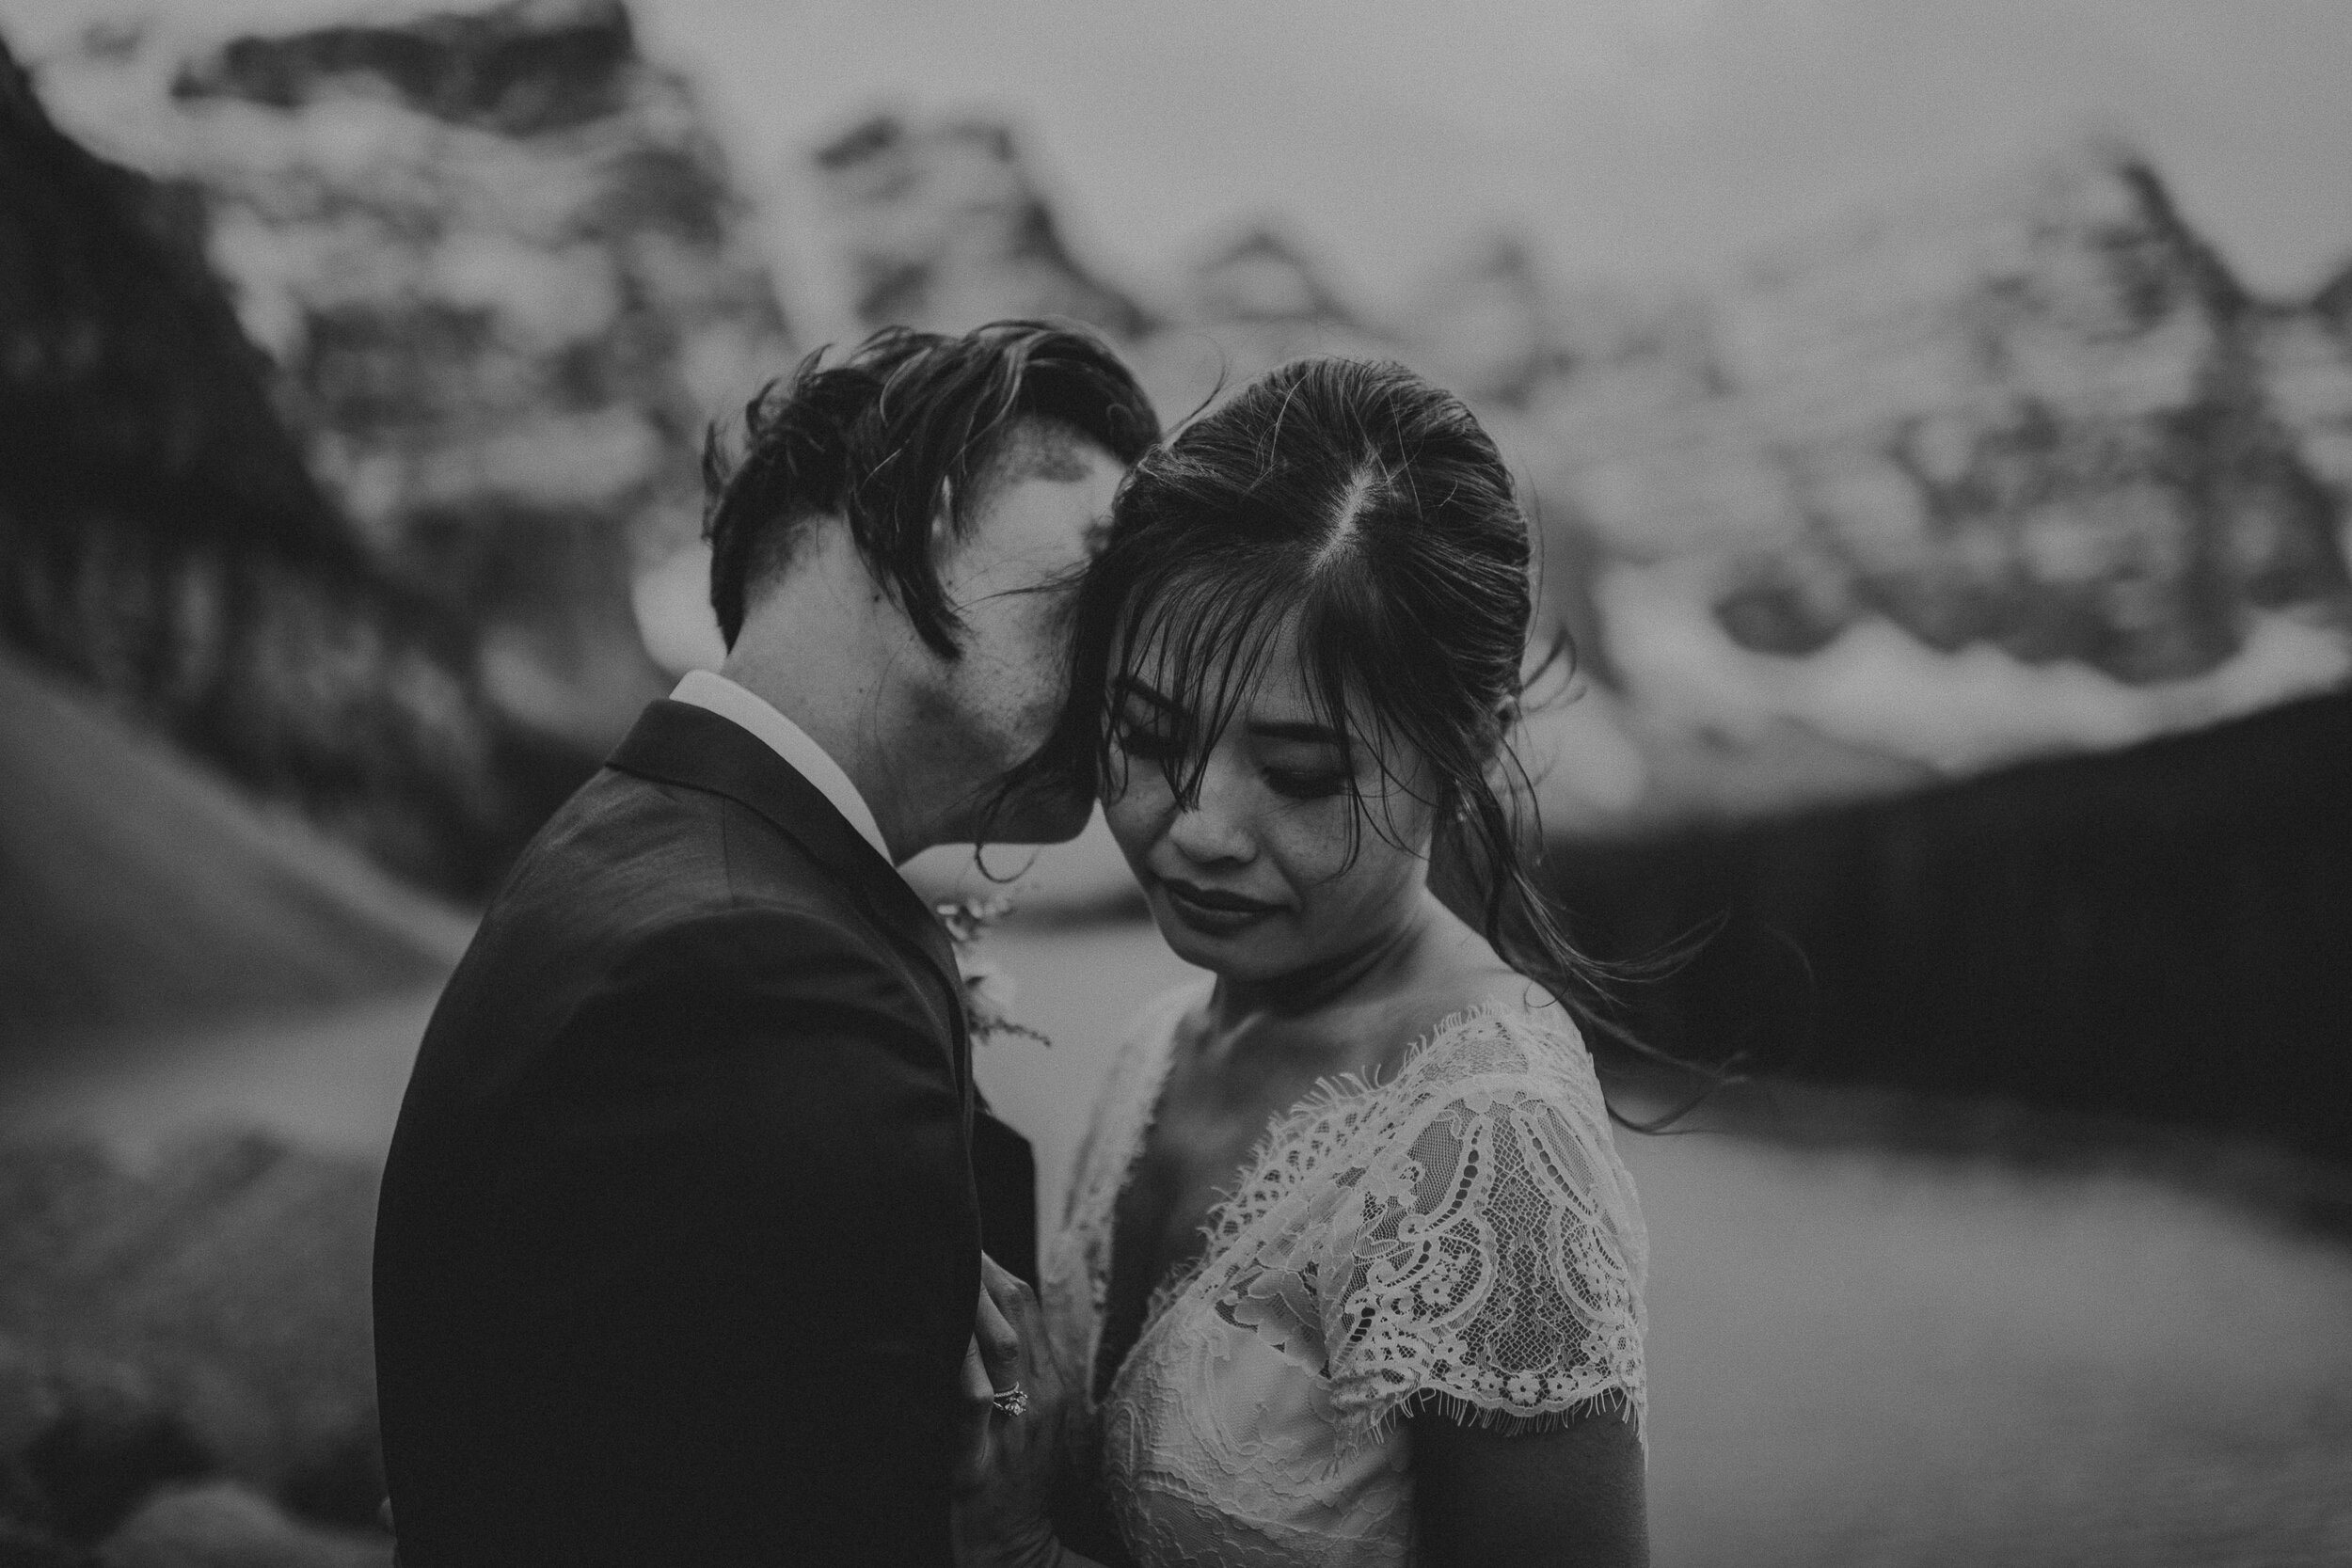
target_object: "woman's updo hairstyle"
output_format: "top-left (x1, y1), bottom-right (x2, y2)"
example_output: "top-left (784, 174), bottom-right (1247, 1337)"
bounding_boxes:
top-left (1067, 356), bottom-right (1646, 1089)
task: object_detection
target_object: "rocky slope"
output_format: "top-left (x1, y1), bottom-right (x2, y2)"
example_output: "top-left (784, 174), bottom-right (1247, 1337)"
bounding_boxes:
top-left (38, 0), bottom-right (793, 752)
top-left (0, 36), bottom-right (558, 895)
top-left (7, 0), bottom-right (799, 902)
top-left (0, 1130), bottom-right (389, 1563)
top-left (0, 652), bottom-right (469, 1042)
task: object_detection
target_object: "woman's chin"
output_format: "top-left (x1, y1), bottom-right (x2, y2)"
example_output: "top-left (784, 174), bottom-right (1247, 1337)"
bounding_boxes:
top-left (1149, 905), bottom-right (1287, 979)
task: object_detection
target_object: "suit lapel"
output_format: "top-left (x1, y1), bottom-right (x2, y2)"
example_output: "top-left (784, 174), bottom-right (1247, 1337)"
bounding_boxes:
top-left (608, 700), bottom-right (971, 1091)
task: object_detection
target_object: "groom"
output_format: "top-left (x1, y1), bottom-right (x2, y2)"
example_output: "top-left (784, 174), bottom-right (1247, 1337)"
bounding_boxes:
top-left (373, 322), bottom-right (1157, 1566)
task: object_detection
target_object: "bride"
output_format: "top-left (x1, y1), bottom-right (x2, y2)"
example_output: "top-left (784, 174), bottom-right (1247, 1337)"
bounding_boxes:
top-left (960, 356), bottom-right (1651, 1567)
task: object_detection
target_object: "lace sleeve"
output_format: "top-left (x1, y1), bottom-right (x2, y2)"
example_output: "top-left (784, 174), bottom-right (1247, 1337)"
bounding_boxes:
top-left (1316, 1049), bottom-right (1647, 1446)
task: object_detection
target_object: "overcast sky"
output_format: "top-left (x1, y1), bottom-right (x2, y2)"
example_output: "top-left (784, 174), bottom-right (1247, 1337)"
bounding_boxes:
top-left (11, 0), bottom-right (2352, 330)
top-left (631, 0), bottom-right (2352, 328)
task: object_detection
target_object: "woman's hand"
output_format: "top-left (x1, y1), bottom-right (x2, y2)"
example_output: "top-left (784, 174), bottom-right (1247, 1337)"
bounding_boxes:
top-left (954, 1254), bottom-right (1077, 1568)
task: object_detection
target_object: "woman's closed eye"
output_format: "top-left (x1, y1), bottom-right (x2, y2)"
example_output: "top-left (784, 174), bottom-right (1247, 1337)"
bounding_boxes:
top-left (1261, 748), bottom-right (1354, 800)
top-left (1263, 768), bottom-right (1352, 800)
top-left (1112, 700), bottom-right (1355, 798)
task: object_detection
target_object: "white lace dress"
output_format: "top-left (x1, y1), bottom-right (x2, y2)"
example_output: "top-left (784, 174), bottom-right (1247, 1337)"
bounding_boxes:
top-left (1042, 982), bottom-right (1649, 1568)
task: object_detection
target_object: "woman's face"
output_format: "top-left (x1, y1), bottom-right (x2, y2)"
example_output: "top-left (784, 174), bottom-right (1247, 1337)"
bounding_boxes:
top-left (1102, 619), bottom-right (1438, 985)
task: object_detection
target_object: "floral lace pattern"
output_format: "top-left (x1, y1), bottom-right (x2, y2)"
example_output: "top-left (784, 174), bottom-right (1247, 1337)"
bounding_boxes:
top-left (1041, 986), bottom-right (1647, 1568)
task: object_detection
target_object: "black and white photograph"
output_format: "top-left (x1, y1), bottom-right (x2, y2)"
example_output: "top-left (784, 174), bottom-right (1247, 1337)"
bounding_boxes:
top-left (2, 1), bottom-right (2349, 1563)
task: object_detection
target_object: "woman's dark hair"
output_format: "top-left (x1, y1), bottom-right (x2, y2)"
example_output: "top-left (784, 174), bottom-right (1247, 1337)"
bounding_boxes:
top-left (1064, 356), bottom-right (1704, 1125)
top-left (702, 320), bottom-right (1159, 654)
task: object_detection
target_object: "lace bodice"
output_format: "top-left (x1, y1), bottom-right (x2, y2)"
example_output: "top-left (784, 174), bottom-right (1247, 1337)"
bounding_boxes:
top-left (1041, 982), bottom-right (1648, 1568)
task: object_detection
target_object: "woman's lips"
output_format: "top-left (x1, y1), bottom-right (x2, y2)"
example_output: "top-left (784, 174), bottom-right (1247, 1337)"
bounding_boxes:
top-left (1155, 876), bottom-right (1279, 934)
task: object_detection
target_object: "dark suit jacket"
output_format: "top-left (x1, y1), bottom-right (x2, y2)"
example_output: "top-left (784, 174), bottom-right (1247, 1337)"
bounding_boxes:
top-left (373, 699), bottom-right (1036, 1566)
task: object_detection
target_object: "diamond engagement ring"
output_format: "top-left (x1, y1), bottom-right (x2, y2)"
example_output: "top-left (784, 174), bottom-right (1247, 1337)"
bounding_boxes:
top-left (991, 1383), bottom-right (1030, 1418)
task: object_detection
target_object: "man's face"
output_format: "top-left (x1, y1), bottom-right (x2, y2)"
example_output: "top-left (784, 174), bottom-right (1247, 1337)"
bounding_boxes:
top-left (921, 426), bottom-right (1123, 842)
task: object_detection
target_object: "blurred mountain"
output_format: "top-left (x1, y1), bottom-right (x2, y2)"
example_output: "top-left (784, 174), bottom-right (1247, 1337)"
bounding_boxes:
top-left (0, 35), bottom-right (575, 895)
top-left (1530, 147), bottom-right (2352, 697)
top-left (814, 113), bottom-right (1151, 340)
top-left (795, 123), bottom-right (2350, 803)
top-left (39, 0), bottom-right (794, 752)
top-left (1190, 226), bottom-right (1358, 328)
top-left (2258, 279), bottom-right (2352, 526)
top-left (786, 111), bottom-right (1956, 836)
top-left (1154, 223), bottom-right (1404, 389)
top-left (1404, 233), bottom-right (1579, 408)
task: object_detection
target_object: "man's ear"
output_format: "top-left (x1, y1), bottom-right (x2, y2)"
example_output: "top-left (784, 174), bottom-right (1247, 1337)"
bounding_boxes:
top-left (931, 478), bottom-right (956, 548)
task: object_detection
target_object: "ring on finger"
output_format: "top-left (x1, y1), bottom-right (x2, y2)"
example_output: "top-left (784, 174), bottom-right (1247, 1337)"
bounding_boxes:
top-left (991, 1383), bottom-right (1030, 1418)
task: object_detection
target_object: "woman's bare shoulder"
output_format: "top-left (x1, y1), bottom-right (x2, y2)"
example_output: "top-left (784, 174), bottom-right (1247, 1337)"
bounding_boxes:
top-left (1361, 911), bottom-right (1567, 1078)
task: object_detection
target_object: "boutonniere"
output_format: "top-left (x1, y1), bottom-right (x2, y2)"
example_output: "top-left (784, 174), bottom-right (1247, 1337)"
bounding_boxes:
top-left (936, 894), bottom-right (1050, 1047)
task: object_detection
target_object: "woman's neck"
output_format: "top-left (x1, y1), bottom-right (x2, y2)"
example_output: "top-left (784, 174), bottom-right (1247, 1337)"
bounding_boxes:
top-left (1209, 887), bottom-right (1443, 1029)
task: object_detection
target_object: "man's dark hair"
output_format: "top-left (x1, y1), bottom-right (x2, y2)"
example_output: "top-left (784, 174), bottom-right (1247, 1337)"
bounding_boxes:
top-left (701, 320), bottom-right (1159, 655)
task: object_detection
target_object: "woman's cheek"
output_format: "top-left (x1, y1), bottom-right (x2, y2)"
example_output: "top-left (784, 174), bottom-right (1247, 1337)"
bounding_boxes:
top-left (1261, 796), bottom-right (1359, 890)
top-left (1101, 769), bottom-right (1171, 859)
top-left (1280, 795), bottom-right (1430, 918)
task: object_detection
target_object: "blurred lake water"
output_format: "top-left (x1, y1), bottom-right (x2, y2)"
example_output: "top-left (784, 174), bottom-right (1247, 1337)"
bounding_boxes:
top-left (6, 915), bottom-right (2348, 1565)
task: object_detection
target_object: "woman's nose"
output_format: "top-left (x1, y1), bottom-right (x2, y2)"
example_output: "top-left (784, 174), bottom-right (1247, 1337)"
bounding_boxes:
top-left (1166, 767), bottom-right (1255, 865)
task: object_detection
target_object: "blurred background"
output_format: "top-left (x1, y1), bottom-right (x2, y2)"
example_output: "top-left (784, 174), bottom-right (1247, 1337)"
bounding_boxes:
top-left (2, 0), bottom-right (2349, 1562)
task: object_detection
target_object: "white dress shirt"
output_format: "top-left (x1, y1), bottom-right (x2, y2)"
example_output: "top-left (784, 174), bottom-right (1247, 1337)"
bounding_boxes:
top-left (669, 670), bottom-right (894, 865)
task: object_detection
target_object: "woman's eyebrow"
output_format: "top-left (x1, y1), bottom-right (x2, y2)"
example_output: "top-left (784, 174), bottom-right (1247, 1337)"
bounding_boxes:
top-left (1118, 679), bottom-right (1345, 745)
top-left (1248, 719), bottom-right (1348, 746)
top-left (1115, 678), bottom-right (1178, 711)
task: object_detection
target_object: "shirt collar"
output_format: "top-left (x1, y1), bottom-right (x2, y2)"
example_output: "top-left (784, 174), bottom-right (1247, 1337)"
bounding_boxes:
top-left (668, 670), bottom-right (893, 865)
